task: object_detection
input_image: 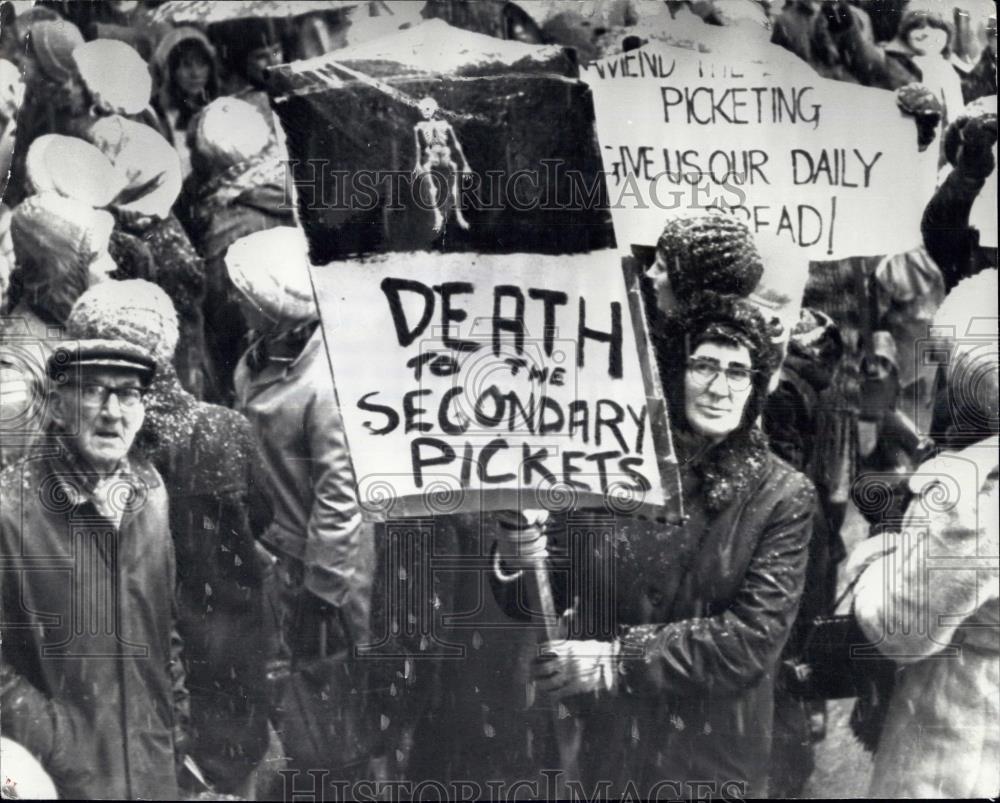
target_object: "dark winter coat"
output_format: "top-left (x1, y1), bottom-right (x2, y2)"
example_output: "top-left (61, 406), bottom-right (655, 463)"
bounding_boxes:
top-left (591, 448), bottom-right (814, 797)
top-left (0, 447), bottom-right (186, 800)
top-left (137, 368), bottom-right (275, 792)
top-left (922, 158), bottom-right (994, 292)
top-left (491, 440), bottom-right (815, 798)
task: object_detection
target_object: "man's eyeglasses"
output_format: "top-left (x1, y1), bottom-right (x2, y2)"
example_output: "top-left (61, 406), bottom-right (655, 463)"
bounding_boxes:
top-left (77, 383), bottom-right (146, 410)
top-left (686, 357), bottom-right (757, 392)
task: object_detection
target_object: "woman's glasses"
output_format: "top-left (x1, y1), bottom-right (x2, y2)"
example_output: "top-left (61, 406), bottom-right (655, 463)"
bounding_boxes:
top-left (686, 357), bottom-right (757, 392)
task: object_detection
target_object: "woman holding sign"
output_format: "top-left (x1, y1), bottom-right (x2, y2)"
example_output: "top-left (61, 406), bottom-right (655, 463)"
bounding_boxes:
top-left (499, 215), bottom-right (817, 798)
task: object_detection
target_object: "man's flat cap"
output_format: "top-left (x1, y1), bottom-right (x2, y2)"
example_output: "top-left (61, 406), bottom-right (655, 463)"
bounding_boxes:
top-left (47, 339), bottom-right (157, 386)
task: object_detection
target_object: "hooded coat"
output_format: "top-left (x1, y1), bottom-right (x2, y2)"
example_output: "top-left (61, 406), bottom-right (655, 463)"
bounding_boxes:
top-left (151, 26), bottom-right (219, 177)
top-left (0, 448), bottom-right (186, 800)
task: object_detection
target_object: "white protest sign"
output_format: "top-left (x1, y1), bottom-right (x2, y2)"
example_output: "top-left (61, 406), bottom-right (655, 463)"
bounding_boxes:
top-left (582, 43), bottom-right (939, 262)
top-left (312, 251), bottom-right (678, 519)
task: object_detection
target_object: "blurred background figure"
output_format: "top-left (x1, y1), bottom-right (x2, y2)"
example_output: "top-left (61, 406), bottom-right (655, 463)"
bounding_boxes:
top-left (210, 16), bottom-right (285, 124)
top-left (184, 96), bottom-right (293, 404)
top-left (152, 26), bottom-right (221, 177)
top-left (848, 268), bottom-right (998, 799)
top-left (86, 114), bottom-right (213, 399)
top-left (230, 227), bottom-right (374, 799)
top-left (961, 12), bottom-right (996, 103)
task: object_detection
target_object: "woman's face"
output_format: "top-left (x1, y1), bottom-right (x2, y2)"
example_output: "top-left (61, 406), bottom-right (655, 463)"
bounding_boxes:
top-left (684, 340), bottom-right (755, 443)
top-left (908, 25), bottom-right (948, 55)
top-left (645, 259), bottom-right (675, 315)
top-left (175, 48), bottom-right (211, 99)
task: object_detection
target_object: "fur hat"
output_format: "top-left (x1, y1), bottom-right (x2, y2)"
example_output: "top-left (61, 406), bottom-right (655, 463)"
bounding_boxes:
top-left (225, 226), bottom-right (316, 326)
top-left (25, 134), bottom-right (127, 208)
top-left (654, 210), bottom-right (764, 303)
top-left (26, 19), bottom-right (84, 84)
top-left (72, 39), bottom-right (152, 115)
top-left (86, 115), bottom-right (182, 219)
top-left (67, 279), bottom-right (180, 370)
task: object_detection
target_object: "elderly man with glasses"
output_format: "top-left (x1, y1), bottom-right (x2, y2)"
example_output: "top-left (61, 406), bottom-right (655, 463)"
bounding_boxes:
top-left (0, 339), bottom-right (189, 800)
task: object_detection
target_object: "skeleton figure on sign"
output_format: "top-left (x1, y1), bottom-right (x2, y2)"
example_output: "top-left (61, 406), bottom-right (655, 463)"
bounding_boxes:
top-left (412, 96), bottom-right (471, 232)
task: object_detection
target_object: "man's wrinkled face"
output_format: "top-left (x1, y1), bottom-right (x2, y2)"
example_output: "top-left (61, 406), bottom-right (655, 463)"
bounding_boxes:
top-left (53, 367), bottom-right (146, 473)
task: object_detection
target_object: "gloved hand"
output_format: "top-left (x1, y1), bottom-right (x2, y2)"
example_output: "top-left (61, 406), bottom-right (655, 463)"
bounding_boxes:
top-left (493, 509), bottom-right (549, 575)
top-left (895, 84), bottom-right (943, 152)
top-left (531, 639), bottom-right (621, 701)
top-left (957, 113), bottom-right (998, 179)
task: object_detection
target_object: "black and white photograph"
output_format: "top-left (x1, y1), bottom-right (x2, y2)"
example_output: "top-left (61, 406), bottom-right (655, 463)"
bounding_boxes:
top-left (0, 0), bottom-right (996, 799)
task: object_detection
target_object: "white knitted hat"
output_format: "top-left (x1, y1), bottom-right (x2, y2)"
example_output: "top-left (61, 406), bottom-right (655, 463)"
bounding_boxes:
top-left (193, 96), bottom-right (272, 171)
top-left (225, 227), bottom-right (316, 326)
top-left (25, 134), bottom-right (127, 208)
top-left (72, 39), bottom-right (152, 116)
top-left (86, 115), bottom-right (182, 219)
top-left (66, 278), bottom-right (180, 369)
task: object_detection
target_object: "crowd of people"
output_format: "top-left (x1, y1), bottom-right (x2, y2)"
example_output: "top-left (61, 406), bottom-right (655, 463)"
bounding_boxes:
top-left (0, 0), bottom-right (996, 801)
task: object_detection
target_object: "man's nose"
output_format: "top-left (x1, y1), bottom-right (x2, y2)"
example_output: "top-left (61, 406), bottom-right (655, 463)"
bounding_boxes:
top-left (100, 393), bottom-right (125, 417)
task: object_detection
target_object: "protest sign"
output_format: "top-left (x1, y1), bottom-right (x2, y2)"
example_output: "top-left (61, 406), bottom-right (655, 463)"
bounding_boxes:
top-left (269, 19), bottom-right (613, 261)
top-left (582, 43), bottom-right (939, 263)
top-left (311, 250), bottom-right (680, 520)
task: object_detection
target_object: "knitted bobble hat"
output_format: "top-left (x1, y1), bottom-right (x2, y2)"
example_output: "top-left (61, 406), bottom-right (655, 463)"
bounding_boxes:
top-left (66, 279), bottom-right (180, 370)
top-left (654, 210), bottom-right (764, 302)
top-left (675, 290), bottom-right (784, 377)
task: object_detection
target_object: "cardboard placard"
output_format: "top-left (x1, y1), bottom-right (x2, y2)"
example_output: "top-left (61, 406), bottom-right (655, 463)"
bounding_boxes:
top-left (582, 43), bottom-right (939, 262)
top-left (311, 250), bottom-right (681, 520)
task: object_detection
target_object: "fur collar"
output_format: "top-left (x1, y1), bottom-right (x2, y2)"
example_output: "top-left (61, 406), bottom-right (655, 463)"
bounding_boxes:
top-left (673, 424), bottom-right (772, 515)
